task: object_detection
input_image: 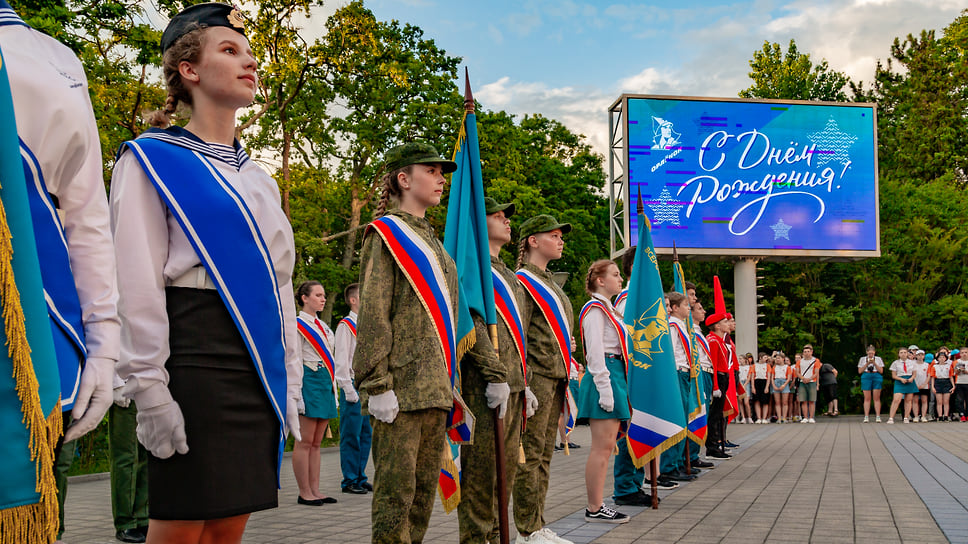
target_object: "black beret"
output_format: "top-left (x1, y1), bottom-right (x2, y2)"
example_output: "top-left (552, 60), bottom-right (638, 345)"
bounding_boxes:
top-left (161, 3), bottom-right (246, 53)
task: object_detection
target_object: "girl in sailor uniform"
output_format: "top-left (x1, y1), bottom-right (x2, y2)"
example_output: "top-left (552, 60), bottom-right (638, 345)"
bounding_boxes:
top-left (110, 4), bottom-right (302, 541)
top-left (578, 260), bottom-right (631, 524)
top-left (293, 281), bottom-right (338, 506)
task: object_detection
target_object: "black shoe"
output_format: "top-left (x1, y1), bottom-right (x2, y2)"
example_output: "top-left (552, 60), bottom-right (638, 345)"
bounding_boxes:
top-left (554, 443), bottom-right (564, 451)
top-left (724, 440), bottom-right (740, 448)
top-left (692, 460), bottom-right (714, 469)
top-left (116, 528), bottom-right (146, 543)
top-left (644, 477), bottom-right (679, 489)
top-left (360, 482), bottom-right (373, 491)
top-left (614, 490), bottom-right (659, 506)
top-left (661, 471), bottom-right (696, 482)
top-left (342, 484), bottom-right (367, 494)
top-left (706, 449), bottom-right (731, 459)
top-left (297, 496), bottom-right (325, 506)
top-left (567, 442), bottom-right (581, 449)
top-left (585, 504), bottom-right (630, 523)
top-left (683, 467), bottom-right (702, 475)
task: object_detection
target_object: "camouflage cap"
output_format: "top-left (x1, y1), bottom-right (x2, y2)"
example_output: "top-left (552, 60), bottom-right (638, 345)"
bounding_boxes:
top-left (518, 214), bottom-right (571, 241)
top-left (162, 3), bottom-right (246, 53)
top-left (383, 142), bottom-right (457, 174)
top-left (484, 197), bottom-right (515, 217)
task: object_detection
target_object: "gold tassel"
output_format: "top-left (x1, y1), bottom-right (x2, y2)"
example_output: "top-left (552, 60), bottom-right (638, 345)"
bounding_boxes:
top-left (0, 186), bottom-right (61, 543)
top-left (563, 442), bottom-right (569, 456)
top-left (518, 444), bottom-right (526, 464)
top-left (455, 328), bottom-right (476, 366)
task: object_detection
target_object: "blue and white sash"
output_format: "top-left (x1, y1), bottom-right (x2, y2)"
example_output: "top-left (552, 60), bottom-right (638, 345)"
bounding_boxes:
top-left (120, 136), bottom-right (289, 469)
top-left (21, 140), bottom-right (85, 409)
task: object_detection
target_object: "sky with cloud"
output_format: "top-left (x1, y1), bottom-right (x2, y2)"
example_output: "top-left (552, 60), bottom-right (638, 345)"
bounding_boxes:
top-left (316, 0), bottom-right (963, 156)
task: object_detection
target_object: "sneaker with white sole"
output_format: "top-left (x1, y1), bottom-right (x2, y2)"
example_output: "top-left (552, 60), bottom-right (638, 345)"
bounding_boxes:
top-left (903, 417), bottom-right (909, 423)
top-left (808, 418), bottom-right (816, 423)
top-left (863, 416), bottom-right (869, 423)
top-left (886, 418), bottom-right (894, 424)
top-left (516, 528), bottom-right (573, 544)
top-left (585, 504), bottom-right (630, 524)
top-left (800, 418), bottom-right (808, 423)
top-left (876, 416), bottom-right (882, 423)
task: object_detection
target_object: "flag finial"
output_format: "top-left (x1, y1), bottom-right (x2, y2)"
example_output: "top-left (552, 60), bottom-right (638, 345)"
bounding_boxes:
top-left (635, 184), bottom-right (643, 215)
top-left (673, 241), bottom-right (679, 263)
top-left (464, 67), bottom-right (475, 114)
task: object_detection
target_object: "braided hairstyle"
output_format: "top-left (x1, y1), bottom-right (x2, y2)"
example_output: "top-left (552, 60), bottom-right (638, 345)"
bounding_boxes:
top-left (145, 25), bottom-right (206, 128)
top-left (373, 165), bottom-right (414, 218)
top-left (295, 280), bottom-right (323, 309)
top-left (515, 238), bottom-right (530, 269)
top-left (584, 259), bottom-right (615, 297)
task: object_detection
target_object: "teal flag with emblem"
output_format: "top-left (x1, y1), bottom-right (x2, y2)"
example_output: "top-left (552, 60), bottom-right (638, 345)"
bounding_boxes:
top-left (621, 197), bottom-right (686, 468)
top-left (0, 40), bottom-right (63, 542)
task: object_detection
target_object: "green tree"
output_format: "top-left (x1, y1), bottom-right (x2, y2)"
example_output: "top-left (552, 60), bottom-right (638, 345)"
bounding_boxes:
top-left (740, 39), bottom-right (850, 101)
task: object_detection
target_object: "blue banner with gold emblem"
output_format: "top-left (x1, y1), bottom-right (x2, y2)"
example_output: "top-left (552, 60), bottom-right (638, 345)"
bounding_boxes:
top-left (622, 209), bottom-right (686, 468)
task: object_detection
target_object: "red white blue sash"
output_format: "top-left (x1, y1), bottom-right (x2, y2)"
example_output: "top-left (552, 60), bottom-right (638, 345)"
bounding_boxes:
top-left (339, 316), bottom-right (357, 338)
top-left (296, 316), bottom-right (335, 383)
top-left (614, 288), bottom-right (628, 309)
top-left (21, 139), bottom-right (85, 409)
top-left (516, 268), bottom-right (572, 372)
top-left (121, 135), bottom-right (289, 471)
top-left (492, 267), bottom-right (526, 384)
top-left (367, 215), bottom-right (473, 443)
top-left (694, 331), bottom-right (711, 370)
top-left (578, 298), bottom-right (629, 373)
top-left (669, 320), bottom-right (692, 369)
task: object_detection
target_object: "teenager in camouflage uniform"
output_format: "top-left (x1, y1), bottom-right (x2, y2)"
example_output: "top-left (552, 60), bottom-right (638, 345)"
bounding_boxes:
top-left (353, 142), bottom-right (459, 544)
top-left (458, 197), bottom-right (538, 543)
top-left (512, 215), bottom-right (575, 544)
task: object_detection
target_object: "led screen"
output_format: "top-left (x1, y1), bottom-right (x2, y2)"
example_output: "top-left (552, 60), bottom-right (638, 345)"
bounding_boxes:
top-left (626, 96), bottom-right (878, 256)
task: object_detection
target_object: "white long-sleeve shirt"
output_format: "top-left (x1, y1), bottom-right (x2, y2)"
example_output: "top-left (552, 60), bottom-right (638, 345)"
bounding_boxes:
top-left (110, 133), bottom-right (301, 408)
top-left (669, 316), bottom-right (690, 371)
top-left (333, 311), bottom-right (358, 393)
top-left (694, 324), bottom-right (713, 372)
top-left (581, 293), bottom-right (623, 390)
top-left (1, 18), bottom-right (120, 378)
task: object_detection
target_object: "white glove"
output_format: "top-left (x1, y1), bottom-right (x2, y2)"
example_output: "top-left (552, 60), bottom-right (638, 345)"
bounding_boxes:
top-left (486, 382), bottom-right (510, 418)
top-left (112, 386), bottom-right (130, 409)
top-left (524, 387), bottom-right (538, 418)
top-left (368, 390), bottom-right (399, 424)
top-left (136, 401), bottom-right (189, 459)
top-left (597, 383), bottom-right (614, 412)
top-left (713, 389), bottom-right (722, 398)
top-left (287, 386), bottom-right (303, 442)
top-left (64, 357), bottom-right (114, 442)
top-left (344, 386), bottom-right (360, 404)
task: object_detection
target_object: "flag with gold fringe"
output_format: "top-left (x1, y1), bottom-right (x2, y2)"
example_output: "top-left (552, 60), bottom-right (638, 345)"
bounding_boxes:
top-left (439, 70), bottom-right (496, 513)
top-left (672, 249), bottom-right (707, 445)
top-left (0, 43), bottom-right (63, 544)
top-left (622, 197), bottom-right (686, 468)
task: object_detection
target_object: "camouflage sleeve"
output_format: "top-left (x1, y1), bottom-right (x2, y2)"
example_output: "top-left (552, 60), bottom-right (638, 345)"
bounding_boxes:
top-left (465, 313), bottom-right (507, 384)
top-left (352, 232), bottom-right (395, 397)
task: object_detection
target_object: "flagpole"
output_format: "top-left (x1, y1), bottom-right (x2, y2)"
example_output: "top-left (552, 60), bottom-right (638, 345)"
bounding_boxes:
top-left (463, 68), bottom-right (511, 544)
top-left (650, 459), bottom-right (659, 509)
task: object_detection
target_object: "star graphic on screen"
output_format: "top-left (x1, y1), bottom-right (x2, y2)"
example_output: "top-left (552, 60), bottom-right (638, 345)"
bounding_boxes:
top-left (808, 117), bottom-right (858, 167)
top-left (770, 218), bottom-right (792, 240)
top-left (647, 188), bottom-right (682, 226)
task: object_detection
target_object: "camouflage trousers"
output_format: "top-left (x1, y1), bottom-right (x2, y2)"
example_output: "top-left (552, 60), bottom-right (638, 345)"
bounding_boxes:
top-left (512, 374), bottom-right (566, 534)
top-left (457, 377), bottom-right (524, 543)
top-left (370, 408), bottom-right (447, 544)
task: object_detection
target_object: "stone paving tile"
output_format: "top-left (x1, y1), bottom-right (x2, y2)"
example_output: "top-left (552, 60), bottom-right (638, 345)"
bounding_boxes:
top-left (58, 417), bottom-right (968, 543)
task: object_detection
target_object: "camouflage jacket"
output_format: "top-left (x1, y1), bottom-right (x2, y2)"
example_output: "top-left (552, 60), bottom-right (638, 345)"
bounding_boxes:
top-left (517, 263), bottom-right (573, 381)
top-left (492, 256), bottom-right (529, 392)
top-left (352, 210), bottom-right (454, 412)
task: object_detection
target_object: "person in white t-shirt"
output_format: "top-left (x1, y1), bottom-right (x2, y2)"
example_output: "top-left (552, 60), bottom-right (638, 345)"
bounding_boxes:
top-left (929, 351), bottom-right (954, 421)
top-left (858, 345), bottom-right (884, 422)
top-left (912, 350), bottom-right (931, 422)
top-left (886, 347), bottom-right (918, 424)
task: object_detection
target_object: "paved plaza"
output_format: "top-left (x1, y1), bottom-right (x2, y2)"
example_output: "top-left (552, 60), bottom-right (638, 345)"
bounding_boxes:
top-left (59, 416), bottom-right (967, 543)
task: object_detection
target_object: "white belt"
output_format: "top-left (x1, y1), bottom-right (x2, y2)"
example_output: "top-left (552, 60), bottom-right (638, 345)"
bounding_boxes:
top-left (304, 361), bottom-right (323, 371)
top-left (168, 266), bottom-right (216, 290)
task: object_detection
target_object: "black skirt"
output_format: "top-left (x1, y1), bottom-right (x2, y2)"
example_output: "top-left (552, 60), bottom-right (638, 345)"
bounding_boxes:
top-left (148, 287), bottom-right (279, 520)
top-left (753, 379), bottom-right (770, 404)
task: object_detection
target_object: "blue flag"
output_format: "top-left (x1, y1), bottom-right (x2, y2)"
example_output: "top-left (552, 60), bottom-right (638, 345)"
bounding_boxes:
top-left (622, 209), bottom-right (686, 468)
top-left (673, 256), bottom-right (707, 445)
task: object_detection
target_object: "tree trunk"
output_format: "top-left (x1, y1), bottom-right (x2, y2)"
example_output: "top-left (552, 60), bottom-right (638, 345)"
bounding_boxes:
top-left (281, 128), bottom-right (292, 219)
top-left (341, 183), bottom-right (365, 268)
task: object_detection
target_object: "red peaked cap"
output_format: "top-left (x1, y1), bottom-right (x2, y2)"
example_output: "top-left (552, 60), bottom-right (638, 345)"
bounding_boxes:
top-left (705, 275), bottom-right (729, 326)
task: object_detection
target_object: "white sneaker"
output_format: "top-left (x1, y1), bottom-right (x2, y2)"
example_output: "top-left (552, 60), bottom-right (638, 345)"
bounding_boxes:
top-left (876, 416), bottom-right (882, 423)
top-left (920, 416), bottom-right (928, 423)
top-left (886, 418), bottom-right (894, 424)
top-left (516, 528), bottom-right (574, 544)
top-left (800, 418), bottom-right (808, 423)
top-left (903, 417), bottom-right (909, 423)
top-left (863, 416), bottom-right (869, 423)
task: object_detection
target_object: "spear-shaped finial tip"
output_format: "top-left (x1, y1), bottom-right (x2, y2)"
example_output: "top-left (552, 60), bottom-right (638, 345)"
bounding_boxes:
top-left (635, 184), bottom-right (644, 215)
top-left (673, 241), bottom-right (679, 262)
top-left (464, 67), bottom-right (475, 114)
